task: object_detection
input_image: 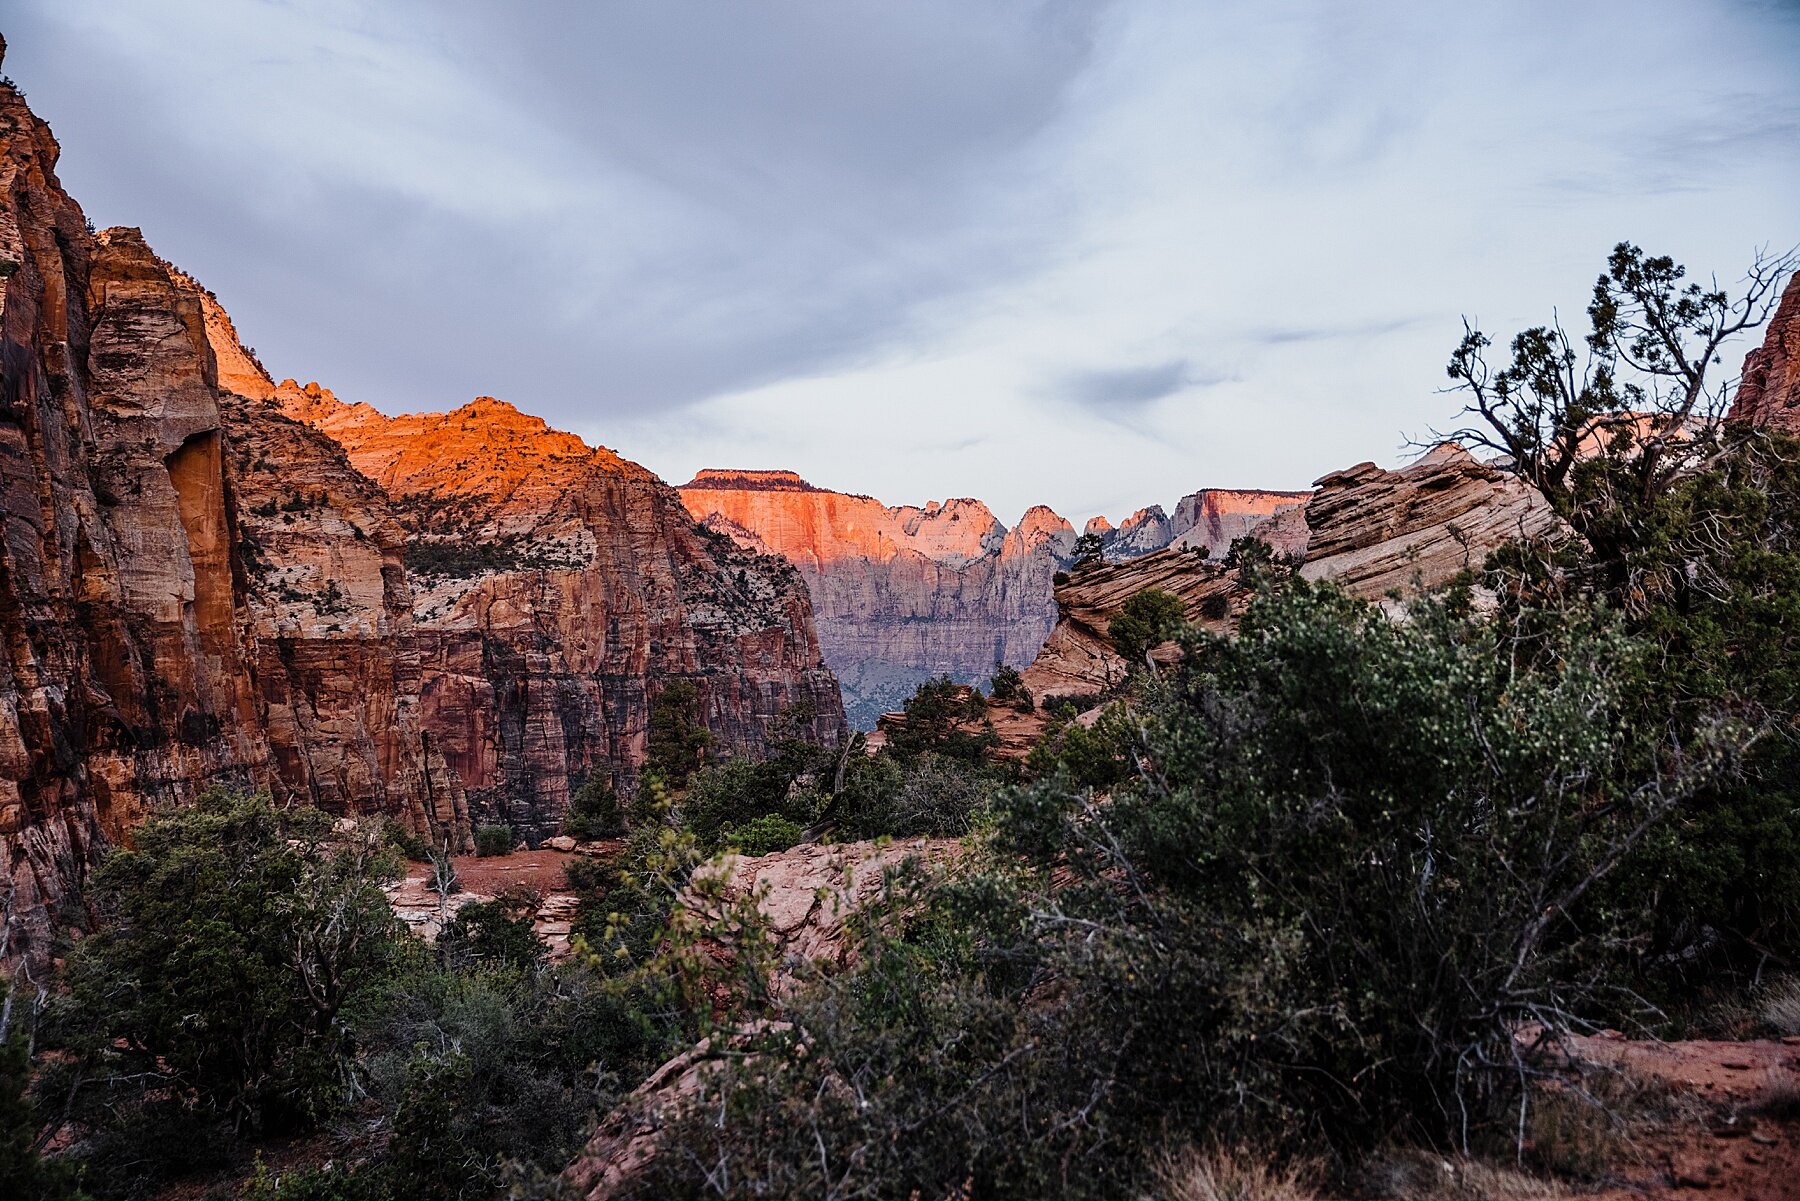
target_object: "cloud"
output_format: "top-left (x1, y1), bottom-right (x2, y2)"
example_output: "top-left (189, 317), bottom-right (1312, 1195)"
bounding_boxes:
top-left (1053, 358), bottom-right (1229, 411)
top-left (3, 0), bottom-right (1796, 524)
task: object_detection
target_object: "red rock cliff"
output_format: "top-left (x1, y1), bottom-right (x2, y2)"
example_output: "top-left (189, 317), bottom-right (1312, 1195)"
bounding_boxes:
top-left (1730, 272), bottom-right (1800, 430)
top-left (0, 64), bottom-right (463, 966)
top-left (679, 470), bottom-right (1074, 727)
top-left (273, 405), bottom-right (846, 837)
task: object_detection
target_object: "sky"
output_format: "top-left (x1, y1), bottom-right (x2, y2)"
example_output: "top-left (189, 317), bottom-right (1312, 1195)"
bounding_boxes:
top-left (6, 1), bottom-right (1799, 525)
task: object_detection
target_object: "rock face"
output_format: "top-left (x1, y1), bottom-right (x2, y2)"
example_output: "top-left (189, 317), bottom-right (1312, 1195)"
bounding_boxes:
top-left (1730, 273), bottom-right (1800, 431)
top-left (1021, 445), bottom-right (1557, 702)
top-left (268, 406), bottom-right (845, 840)
top-left (0, 62), bottom-right (839, 962)
top-left (679, 471), bottom-right (1076, 728)
top-left (1169, 488), bottom-right (1313, 557)
top-left (0, 63), bottom-right (462, 966)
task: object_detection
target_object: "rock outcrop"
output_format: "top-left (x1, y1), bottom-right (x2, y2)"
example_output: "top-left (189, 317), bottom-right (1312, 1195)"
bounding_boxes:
top-left (1297, 443), bottom-right (1558, 597)
top-left (679, 471), bottom-right (1076, 728)
top-left (1730, 272), bottom-right (1800, 431)
top-left (0, 59), bottom-right (839, 963)
top-left (566, 838), bottom-right (950, 1199)
top-left (268, 405), bottom-right (845, 839)
top-left (1020, 445), bottom-right (1558, 704)
top-left (0, 61), bottom-right (461, 966)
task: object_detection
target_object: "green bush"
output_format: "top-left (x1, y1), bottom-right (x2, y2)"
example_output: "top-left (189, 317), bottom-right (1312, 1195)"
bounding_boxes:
top-left (646, 680), bottom-right (711, 789)
top-left (1107, 587), bottom-right (1186, 663)
top-left (836, 751), bottom-right (992, 840)
top-left (436, 900), bottom-right (544, 973)
top-left (54, 789), bottom-right (405, 1135)
top-left (473, 824), bottom-right (514, 857)
top-left (721, 813), bottom-right (806, 856)
top-left (885, 675), bottom-right (997, 763)
top-left (988, 662), bottom-right (1033, 712)
top-left (562, 776), bottom-right (625, 840)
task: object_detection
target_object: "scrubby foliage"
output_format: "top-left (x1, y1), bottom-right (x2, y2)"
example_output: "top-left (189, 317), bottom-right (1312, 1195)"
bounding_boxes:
top-left (1107, 586), bottom-right (1187, 663)
top-left (883, 674), bottom-right (998, 763)
top-left (629, 577), bottom-right (1741, 1198)
top-left (989, 661), bottom-right (1033, 712)
top-left (561, 776), bottom-right (624, 841)
top-left (472, 823), bottom-right (514, 857)
top-left (645, 679), bottom-right (712, 790)
top-left (10, 791), bottom-right (677, 1201)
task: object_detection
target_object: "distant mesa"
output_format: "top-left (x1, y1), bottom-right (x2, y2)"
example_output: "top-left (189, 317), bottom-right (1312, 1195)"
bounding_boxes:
top-left (682, 468), bottom-right (831, 493)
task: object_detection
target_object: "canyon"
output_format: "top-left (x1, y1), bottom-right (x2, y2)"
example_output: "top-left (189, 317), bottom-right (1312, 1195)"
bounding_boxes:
top-left (0, 55), bottom-right (841, 965)
top-left (678, 469), bottom-right (1309, 727)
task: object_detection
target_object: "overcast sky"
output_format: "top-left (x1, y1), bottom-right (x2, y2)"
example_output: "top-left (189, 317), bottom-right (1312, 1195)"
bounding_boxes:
top-left (7, 1), bottom-right (1798, 524)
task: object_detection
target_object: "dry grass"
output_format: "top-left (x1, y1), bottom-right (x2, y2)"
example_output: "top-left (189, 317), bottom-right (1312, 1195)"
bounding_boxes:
top-left (1151, 1146), bottom-right (1321, 1201)
top-left (1361, 1151), bottom-right (1567, 1201)
top-left (1749, 1070), bottom-right (1800, 1121)
top-left (1760, 976), bottom-right (1800, 1037)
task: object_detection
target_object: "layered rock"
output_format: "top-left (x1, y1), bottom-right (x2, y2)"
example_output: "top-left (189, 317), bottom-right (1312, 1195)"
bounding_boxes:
top-left (1084, 489), bottom-right (1311, 562)
top-left (272, 406), bottom-right (845, 839)
top-left (0, 59), bottom-right (461, 966)
top-left (1021, 445), bottom-right (1557, 703)
top-left (1730, 272), bottom-right (1800, 431)
top-left (1169, 488), bottom-right (1313, 557)
top-left (679, 471), bottom-right (1075, 728)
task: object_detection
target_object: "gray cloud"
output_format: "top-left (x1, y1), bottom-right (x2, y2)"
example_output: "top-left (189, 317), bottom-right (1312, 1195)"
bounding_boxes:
top-left (2, 0), bottom-right (1795, 523)
top-left (5, 1), bottom-right (1112, 415)
top-left (1054, 358), bottom-right (1227, 411)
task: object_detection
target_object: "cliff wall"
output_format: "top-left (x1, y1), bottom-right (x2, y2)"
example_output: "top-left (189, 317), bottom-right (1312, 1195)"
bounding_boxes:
top-left (679, 471), bottom-right (1074, 727)
top-left (1730, 273), bottom-right (1800, 431)
top-left (273, 407), bottom-right (845, 838)
top-left (0, 64), bottom-right (463, 965)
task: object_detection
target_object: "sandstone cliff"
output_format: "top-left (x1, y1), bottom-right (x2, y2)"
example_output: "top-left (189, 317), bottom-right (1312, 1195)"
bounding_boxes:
top-left (1730, 272), bottom-right (1800, 431)
top-left (679, 470), bottom-right (1074, 727)
top-left (0, 60), bottom-right (466, 965)
top-left (0, 59), bottom-right (839, 962)
top-left (267, 405), bottom-right (845, 838)
top-left (1021, 444), bottom-right (1557, 704)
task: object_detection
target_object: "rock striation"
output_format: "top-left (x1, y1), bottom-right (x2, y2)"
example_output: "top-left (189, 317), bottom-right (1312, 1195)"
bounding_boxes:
top-left (264, 403), bottom-right (845, 840)
top-left (1020, 444), bottom-right (1558, 704)
top-left (679, 471), bottom-right (1076, 728)
top-left (0, 59), bottom-right (465, 966)
top-left (1730, 272), bottom-right (1800, 431)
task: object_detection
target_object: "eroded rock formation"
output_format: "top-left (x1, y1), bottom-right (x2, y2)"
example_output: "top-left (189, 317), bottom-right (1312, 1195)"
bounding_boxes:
top-left (1730, 272), bottom-right (1800, 431)
top-left (0, 62), bottom-right (463, 965)
top-left (679, 470), bottom-right (1075, 728)
top-left (1020, 444), bottom-right (1558, 704)
top-left (263, 403), bottom-right (845, 839)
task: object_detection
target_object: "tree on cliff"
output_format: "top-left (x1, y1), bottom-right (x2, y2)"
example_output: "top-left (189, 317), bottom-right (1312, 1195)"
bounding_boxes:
top-left (645, 680), bottom-right (712, 790)
top-left (1442, 241), bottom-right (1795, 598)
top-left (1108, 587), bottom-right (1186, 665)
top-left (1446, 243), bottom-right (1800, 976)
